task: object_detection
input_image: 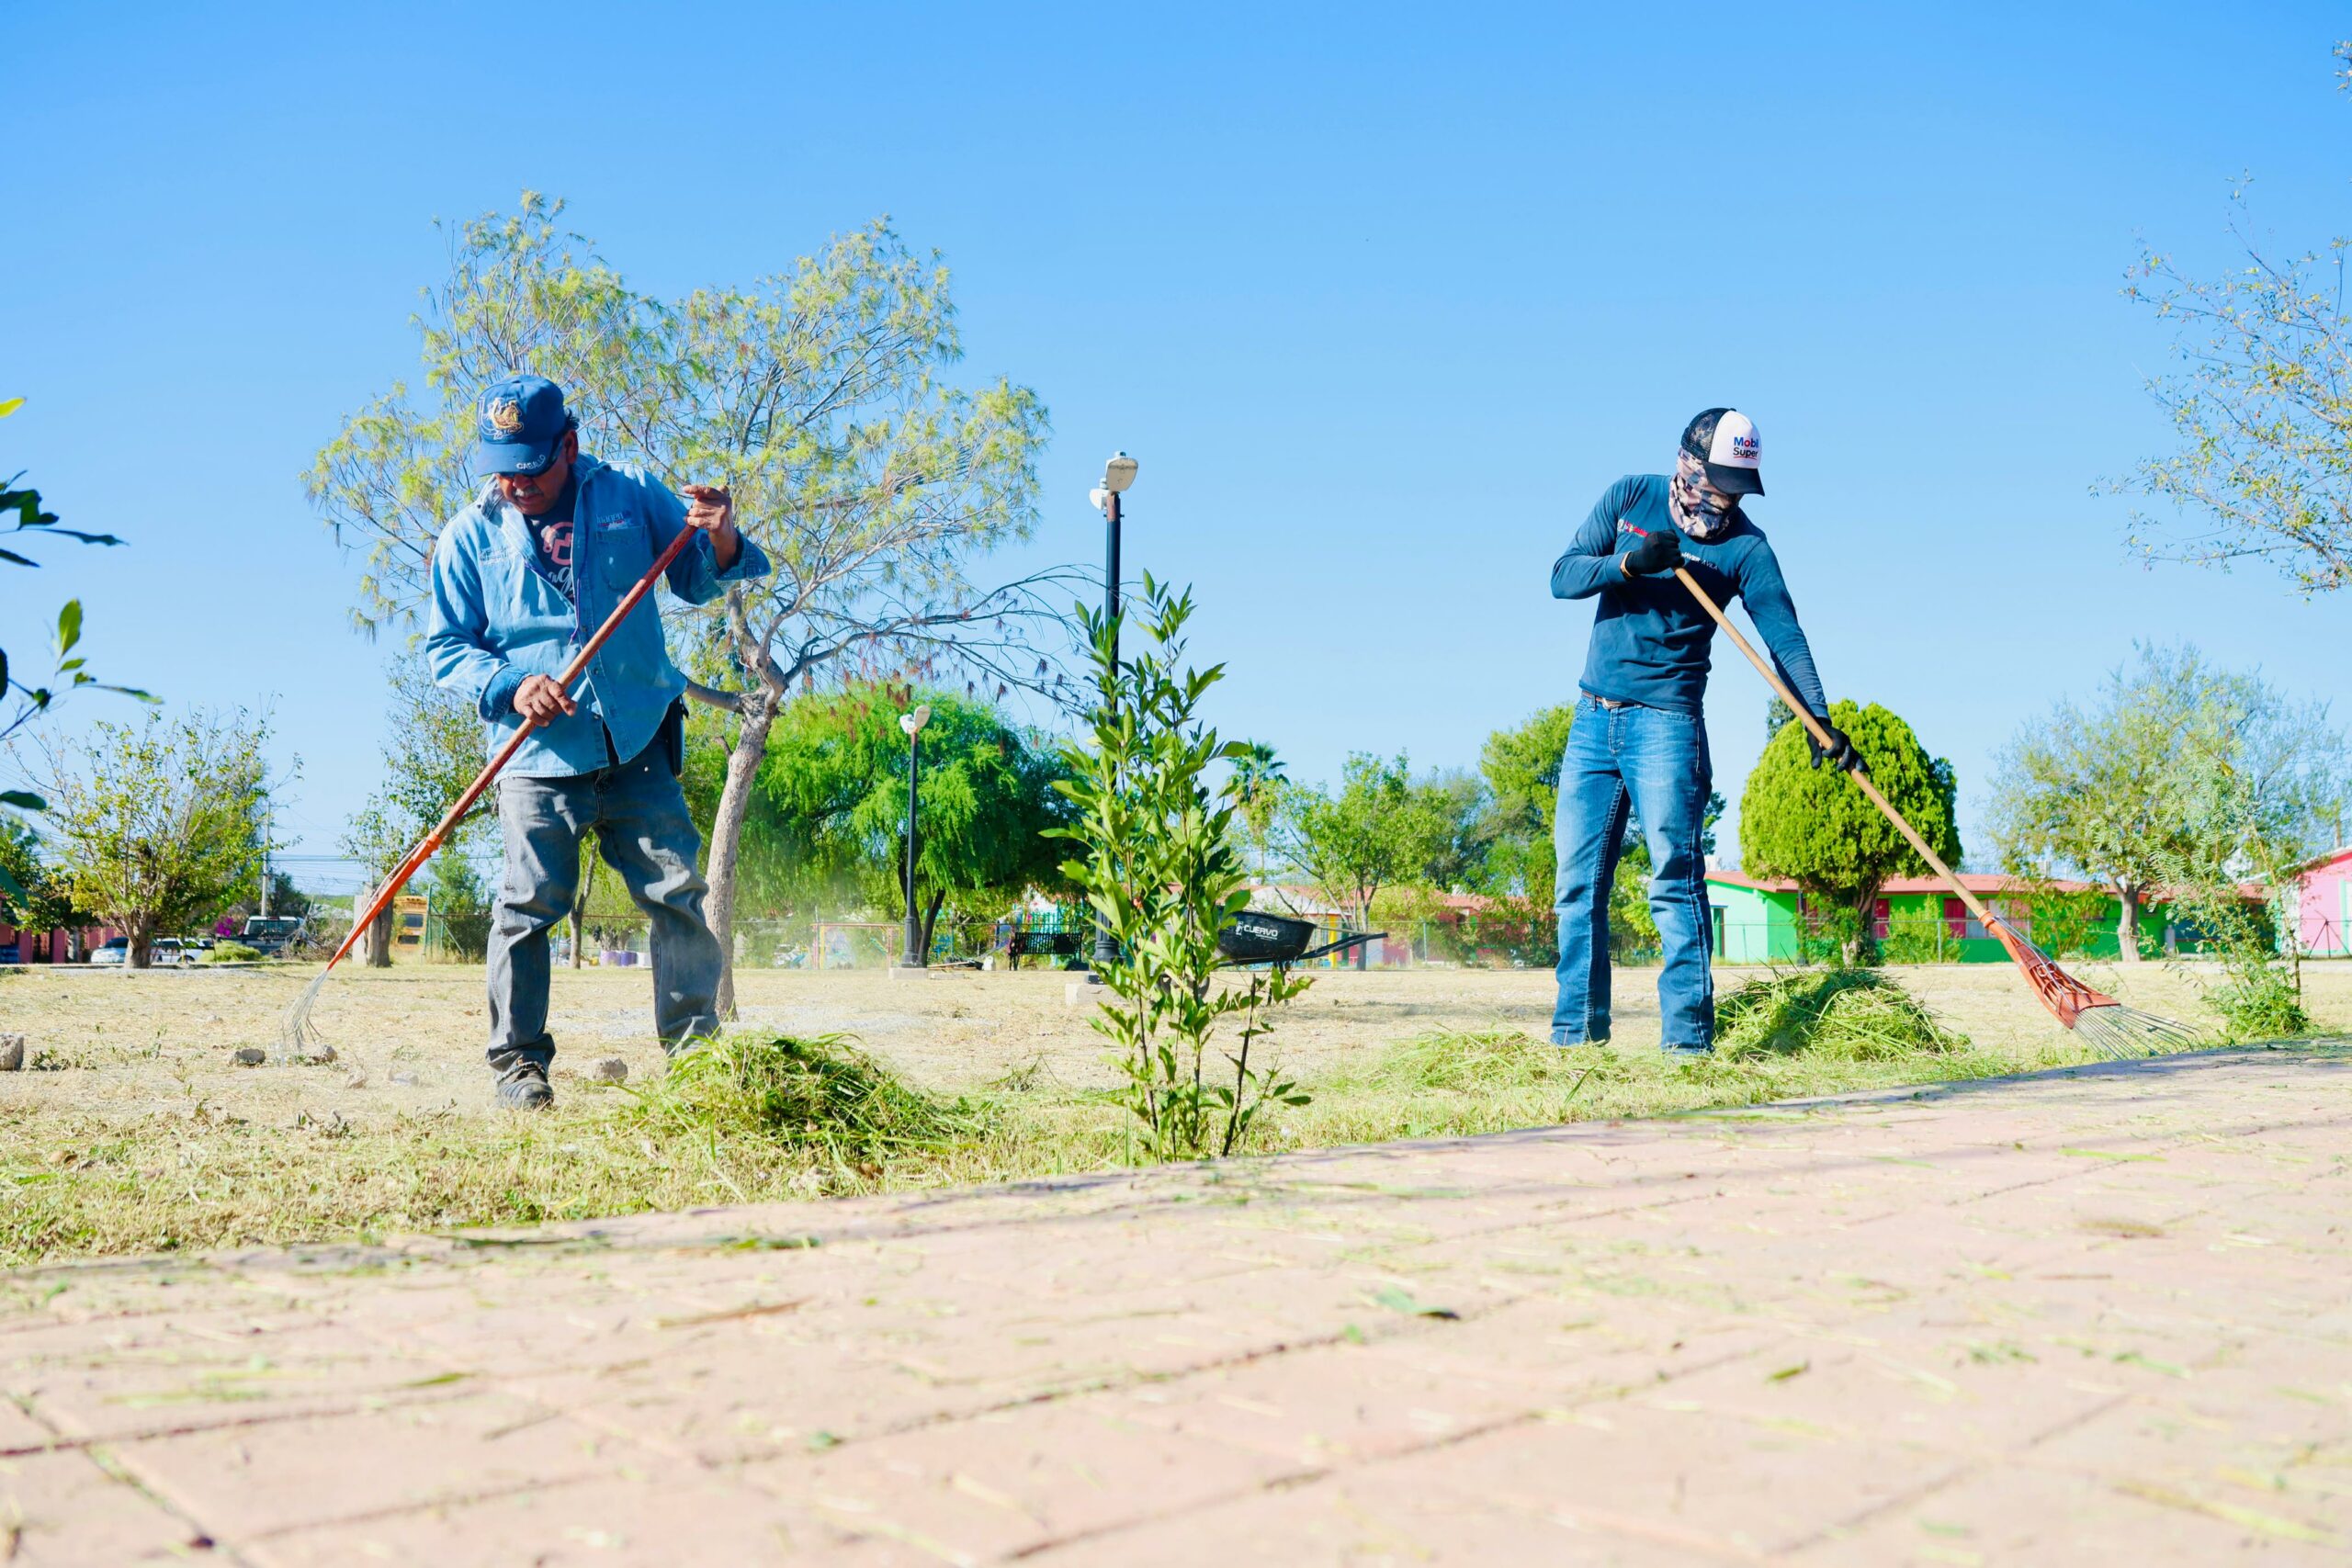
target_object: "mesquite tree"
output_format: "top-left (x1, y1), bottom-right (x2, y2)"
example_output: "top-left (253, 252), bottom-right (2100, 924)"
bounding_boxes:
top-left (2121, 49), bottom-right (2352, 594)
top-left (307, 197), bottom-right (1074, 1011)
top-left (1990, 643), bottom-right (2345, 962)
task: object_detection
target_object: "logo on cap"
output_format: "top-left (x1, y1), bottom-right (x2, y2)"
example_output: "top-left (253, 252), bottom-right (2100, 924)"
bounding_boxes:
top-left (487, 398), bottom-right (526, 434)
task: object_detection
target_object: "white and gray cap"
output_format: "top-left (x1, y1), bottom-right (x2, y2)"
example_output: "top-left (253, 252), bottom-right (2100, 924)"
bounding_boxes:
top-left (1680, 407), bottom-right (1762, 497)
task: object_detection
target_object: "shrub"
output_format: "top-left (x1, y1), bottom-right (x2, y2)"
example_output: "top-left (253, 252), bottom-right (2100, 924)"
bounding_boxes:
top-left (1050, 581), bottom-right (1309, 1161)
top-left (203, 942), bottom-right (264, 963)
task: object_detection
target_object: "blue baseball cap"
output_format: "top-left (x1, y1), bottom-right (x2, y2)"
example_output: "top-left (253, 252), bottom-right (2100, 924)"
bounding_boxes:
top-left (472, 374), bottom-right (571, 476)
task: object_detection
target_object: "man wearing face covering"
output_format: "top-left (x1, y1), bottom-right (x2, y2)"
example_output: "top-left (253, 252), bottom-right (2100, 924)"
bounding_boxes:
top-left (1546, 408), bottom-right (1856, 1058)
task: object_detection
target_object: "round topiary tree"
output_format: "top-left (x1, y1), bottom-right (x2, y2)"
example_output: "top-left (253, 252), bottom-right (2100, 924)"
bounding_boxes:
top-left (1738, 700), bottom-right (1961, 963)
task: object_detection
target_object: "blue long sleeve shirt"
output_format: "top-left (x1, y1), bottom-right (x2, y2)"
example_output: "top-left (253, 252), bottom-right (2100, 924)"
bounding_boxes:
top-left (1551, 474), bottom-right (1828, 718)
top-left (425, 454), bottom-right (771, 778)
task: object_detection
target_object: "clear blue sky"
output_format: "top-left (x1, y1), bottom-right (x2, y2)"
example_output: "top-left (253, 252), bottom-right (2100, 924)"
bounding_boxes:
top-left (8, 1), bottom-right (2349, 881)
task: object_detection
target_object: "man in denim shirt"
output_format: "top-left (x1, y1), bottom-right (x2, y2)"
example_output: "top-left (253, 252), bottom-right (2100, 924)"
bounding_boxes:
top-left (1549, 409), bottom-right (1856, 1058)
top-left (426, 375), bottom-right (772, 1109)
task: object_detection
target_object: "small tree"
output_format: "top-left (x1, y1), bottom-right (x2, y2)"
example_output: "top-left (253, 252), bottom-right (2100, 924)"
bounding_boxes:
top-left (754, 684), bottom-right (1072, 955)
top-left (2, 397), bottom-right (142, 756)
top-left (1986, 645), bottom-right (2339, 962)
top-left (1740, 700), bottom-right (1960, 963)
top-left (1472, 704), bottom-right (1577, 963)
top-left (1050, 581), bottom-right (1308, 1161)
top-left (2120, 51), bottom-right (2352, 595)
top-left (1275, 752), bottom-right (1448, 937)
top-left (34, 710), bottom-right (273, 967)
top-left (427, 852), bottom-right (493, 961)
top-left (0, 819), bottom-right (88, 958)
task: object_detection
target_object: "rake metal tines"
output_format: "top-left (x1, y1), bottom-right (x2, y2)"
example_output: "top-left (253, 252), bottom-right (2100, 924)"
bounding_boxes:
top-left (1984, 916), bottom-right (2206, 1060)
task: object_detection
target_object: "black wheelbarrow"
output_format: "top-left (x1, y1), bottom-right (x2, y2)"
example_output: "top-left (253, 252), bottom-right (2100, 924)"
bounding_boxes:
top-left (1216, 911), bottom-right (1385, 968)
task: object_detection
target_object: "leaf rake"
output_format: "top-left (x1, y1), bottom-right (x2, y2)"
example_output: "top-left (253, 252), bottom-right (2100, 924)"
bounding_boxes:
top-left (1631, 525), bottom-right (2205, 1059)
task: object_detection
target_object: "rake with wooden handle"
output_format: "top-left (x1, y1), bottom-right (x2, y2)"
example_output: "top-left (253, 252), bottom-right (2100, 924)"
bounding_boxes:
top-left (277, 519), bottom-right (703, 1055)
top-left (1623, 523), bottom-right (2203, 1058)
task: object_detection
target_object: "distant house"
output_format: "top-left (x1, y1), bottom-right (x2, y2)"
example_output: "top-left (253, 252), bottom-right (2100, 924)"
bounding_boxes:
top-left (1703, 870), bottom-right (2196, 964)
top-left (0, 921), bottom-right (120, 964)
top-left (2295, 846), bottom-right (2352, 957)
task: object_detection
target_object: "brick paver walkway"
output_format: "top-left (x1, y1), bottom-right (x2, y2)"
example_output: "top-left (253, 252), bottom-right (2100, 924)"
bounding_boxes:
top-left (4, 1048), bottom-right (2347, 1564)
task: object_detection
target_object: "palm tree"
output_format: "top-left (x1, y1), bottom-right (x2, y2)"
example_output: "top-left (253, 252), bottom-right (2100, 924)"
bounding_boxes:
top-left (1232, 742), bottom-right (1287, 877)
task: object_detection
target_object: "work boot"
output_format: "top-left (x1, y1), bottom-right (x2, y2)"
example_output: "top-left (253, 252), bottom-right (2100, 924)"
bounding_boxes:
top-left (663, 1032), bottom-right (716, 1065)
top-left (490, 1049), bottom-right (556, 1111)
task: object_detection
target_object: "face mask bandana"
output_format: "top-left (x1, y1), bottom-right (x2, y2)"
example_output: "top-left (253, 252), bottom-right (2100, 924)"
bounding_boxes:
top-left (1668, 449), bottom-right (1740, 541)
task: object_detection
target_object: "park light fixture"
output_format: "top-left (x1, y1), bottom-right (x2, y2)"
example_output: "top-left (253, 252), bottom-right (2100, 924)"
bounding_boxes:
top-left (1088, 452), bottom-right (1139, 981)
top-left (898, 703), bottom-right (933, 968)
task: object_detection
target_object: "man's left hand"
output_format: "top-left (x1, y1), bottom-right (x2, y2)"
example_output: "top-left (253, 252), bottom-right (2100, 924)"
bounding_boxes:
top-left (680, 483), bottom-right (741, 570)
top-left (1808, 721), bottom-right (1860, 773)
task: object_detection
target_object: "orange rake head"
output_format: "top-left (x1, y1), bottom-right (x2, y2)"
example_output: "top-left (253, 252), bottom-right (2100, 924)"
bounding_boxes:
top-left (1982, 914), bottom-right (2207, 1059)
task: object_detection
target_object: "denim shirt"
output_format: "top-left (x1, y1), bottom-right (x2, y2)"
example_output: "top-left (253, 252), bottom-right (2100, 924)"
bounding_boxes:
top-left (424, 455), bottom-right (772, 779)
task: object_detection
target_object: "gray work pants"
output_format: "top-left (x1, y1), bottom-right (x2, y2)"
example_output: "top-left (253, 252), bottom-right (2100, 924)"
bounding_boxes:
top-left (484, 729), bottom-right (721, 1068)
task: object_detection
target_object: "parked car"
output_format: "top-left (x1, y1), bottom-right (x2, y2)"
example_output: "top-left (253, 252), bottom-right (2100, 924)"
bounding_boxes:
top-left (89, 937), bottom-right (190, 967)
top-left (240, 915), bottom-right (306, 958)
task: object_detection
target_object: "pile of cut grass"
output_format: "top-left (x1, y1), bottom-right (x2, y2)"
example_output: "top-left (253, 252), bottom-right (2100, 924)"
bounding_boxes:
top-left (1291, 970), bottom-right (2036, 1146)
top-left (1714, 967), bottom-right (1971, 1061)
top-left (625, 1033), bottom-right (986, 1173)
top-left (0, 1034), bottom-right (1004, 1265)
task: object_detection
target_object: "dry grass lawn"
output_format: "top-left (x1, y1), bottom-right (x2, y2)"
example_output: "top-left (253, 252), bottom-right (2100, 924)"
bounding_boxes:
top-left (4, 956), bottom-right (2346, 1264)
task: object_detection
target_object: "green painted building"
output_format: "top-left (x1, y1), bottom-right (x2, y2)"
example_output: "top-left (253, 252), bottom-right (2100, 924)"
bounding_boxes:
top-left (1703, 870), bottom-right (2188, 964)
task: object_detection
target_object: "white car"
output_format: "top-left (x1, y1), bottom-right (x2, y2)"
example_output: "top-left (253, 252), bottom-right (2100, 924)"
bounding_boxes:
top-left (89, 937), bottom-right (188, 967)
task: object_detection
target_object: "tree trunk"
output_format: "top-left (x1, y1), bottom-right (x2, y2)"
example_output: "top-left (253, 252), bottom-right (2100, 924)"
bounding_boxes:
top-left (362, 884), bottom-right (396, 968)
top-left (568, 851), bottom-right (595, 970)
top-left (919, 887), bottom-right (947, 960)
top-left (2115, 883), bottom-right (2143, 963)
top-left (706, 692), bottom-right (777, 1021)
top-left (126, 913), bottom-right (154, 970)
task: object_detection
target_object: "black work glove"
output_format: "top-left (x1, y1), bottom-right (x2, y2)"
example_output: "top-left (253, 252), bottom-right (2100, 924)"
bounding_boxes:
top-left (1808, 721), bottom-right (1860, 772)
top-left (1622, 528), bottom-right (1683, 578)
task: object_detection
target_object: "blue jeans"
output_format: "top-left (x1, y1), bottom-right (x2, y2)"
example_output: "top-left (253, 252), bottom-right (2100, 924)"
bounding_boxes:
top-left (1552, 696), bottom-right (1715, 1053)
top-left (485, 728), bottom-right (722, 1068)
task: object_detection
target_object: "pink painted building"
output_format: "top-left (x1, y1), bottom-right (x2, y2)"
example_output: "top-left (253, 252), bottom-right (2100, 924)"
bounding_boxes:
top-left (2296, 846), bottom-right (2352, 956)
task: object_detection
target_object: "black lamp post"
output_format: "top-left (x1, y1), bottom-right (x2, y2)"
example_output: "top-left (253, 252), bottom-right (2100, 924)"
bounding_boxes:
top-left (1089, 452), bottom-right (1139, 980)
top-left (899, 703), bottom-right (933, 968)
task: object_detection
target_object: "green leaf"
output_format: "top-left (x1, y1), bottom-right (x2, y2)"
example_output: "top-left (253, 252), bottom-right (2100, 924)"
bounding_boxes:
top-left (55, 599), bottom-right (81, 656)
top-left (0, 397), bottom-right (22, 418)
top-left (0, 790), bottom-right (48, 812)
top-left (1367, 1285), bottom-right (1458, 1320)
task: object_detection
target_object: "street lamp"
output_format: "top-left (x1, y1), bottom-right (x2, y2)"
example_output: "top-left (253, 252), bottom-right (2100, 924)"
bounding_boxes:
top-left (1089, 452), bottom-right (1137, 980)
top-left (899, 703), bottom-right (933, 969)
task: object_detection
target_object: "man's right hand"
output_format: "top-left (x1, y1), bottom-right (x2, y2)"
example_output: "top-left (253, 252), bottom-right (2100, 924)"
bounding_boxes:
top-left (1622, 528), bottom-right (1683, 577)
top-left (513, 674), bottom-right (578, 724)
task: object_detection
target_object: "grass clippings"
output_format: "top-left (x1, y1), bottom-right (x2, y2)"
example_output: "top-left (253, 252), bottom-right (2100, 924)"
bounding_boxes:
top-left (1713, 967), bottom-right (1971, 1061)
top-left (0, 975), bottom-right (2089, 1267)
